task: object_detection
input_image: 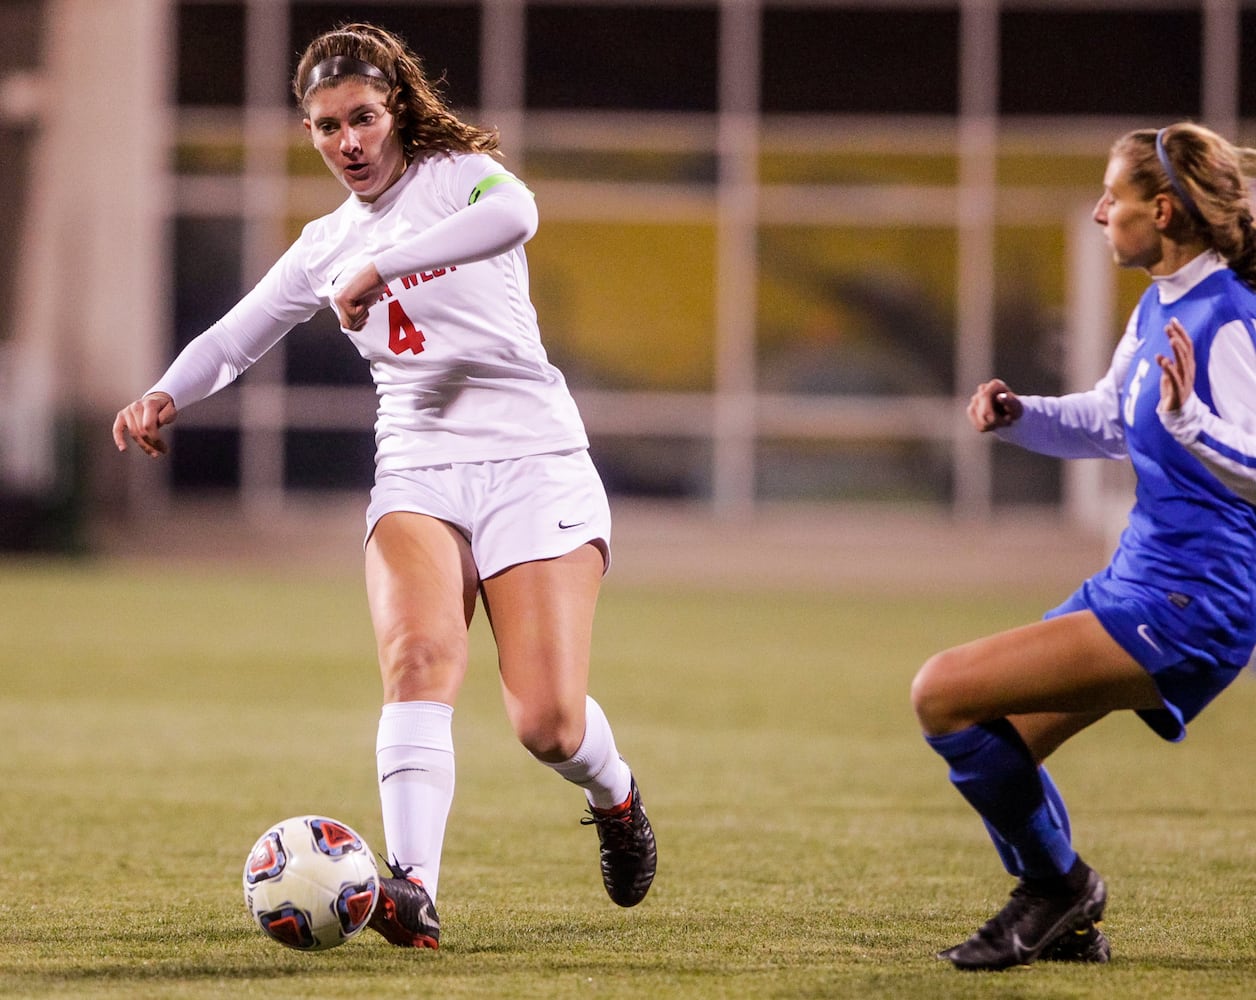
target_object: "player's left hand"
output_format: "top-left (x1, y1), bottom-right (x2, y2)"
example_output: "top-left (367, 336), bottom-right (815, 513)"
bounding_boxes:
top-left (334, 263), bottom-right (387, 332)
top-left (1157, 317), bottom-right (1196, 413)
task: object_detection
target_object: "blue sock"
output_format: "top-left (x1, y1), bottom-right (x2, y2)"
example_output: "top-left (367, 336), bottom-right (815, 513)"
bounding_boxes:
top-left (1040, 766), bottom-right (1071, 843)
top-left (980, 766), bottom-right (1072, 877)
top-left (926, 720), bottom-right (1076, 880)
top-left (981, 817), bottom-right (1021, 876)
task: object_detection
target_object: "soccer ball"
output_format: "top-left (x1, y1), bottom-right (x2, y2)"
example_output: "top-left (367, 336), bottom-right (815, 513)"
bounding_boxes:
top-left (242, 815), bottom-right (380, 951)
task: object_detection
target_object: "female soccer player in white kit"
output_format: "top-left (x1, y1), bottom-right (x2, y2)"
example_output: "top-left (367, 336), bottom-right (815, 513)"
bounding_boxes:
top-left (113, 22), bottom-right (656, 948)
top-left (912, 122), bottom-right (1256, 971)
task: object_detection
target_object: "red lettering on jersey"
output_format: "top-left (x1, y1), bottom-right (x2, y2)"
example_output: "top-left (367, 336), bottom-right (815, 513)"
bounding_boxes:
top-left (398, 267), bottom-right (458, 289)
top-left (387, 300), bottom-right (425, 356)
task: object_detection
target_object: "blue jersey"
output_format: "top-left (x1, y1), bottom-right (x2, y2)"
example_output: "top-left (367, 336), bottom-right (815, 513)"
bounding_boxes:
top-left (1001, 253), bottom-right (1256, 738)
top-left (1110, 264), bottom-right (1256, 668)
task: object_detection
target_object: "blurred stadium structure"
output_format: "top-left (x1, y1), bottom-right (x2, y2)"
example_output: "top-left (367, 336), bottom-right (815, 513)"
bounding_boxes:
top-left (0, 0), bottom-right (1250, 552)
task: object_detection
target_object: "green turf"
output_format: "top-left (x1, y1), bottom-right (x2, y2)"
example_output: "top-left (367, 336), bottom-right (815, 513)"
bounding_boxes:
top-left (1, 558), bottom-right (1254, 998)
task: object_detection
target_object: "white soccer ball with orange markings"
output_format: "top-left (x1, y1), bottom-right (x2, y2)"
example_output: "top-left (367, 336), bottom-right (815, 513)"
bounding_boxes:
top-left (242, 815), bottom-right (379, 951)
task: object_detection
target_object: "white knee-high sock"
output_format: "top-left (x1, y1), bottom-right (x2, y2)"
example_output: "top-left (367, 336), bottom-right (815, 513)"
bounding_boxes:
top-left (540, 696), bottom-right (633, 810)
top-left (376, 701), bottom-right (455, 901)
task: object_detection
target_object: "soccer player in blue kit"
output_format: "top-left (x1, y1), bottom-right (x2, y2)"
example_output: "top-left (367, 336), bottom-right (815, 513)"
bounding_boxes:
top-left (911, 121), bottom-right (1256, 971)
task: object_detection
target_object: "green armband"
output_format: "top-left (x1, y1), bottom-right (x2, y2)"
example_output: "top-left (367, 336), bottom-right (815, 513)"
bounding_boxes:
top-left (468, 173), bottom-right (532, 205)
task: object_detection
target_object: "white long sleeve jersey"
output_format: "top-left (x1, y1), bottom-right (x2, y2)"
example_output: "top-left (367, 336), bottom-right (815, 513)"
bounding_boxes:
top-left (150, 153), bottom-right (589, 472)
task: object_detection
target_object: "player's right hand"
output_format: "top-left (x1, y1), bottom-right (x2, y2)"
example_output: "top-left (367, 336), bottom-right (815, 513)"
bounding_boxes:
top-left (113, 392), bottom-right (177, 458)
top-left (967, 379), bottom-right (1022, 432)
top-left (333, 262), bottom-right (387, 332)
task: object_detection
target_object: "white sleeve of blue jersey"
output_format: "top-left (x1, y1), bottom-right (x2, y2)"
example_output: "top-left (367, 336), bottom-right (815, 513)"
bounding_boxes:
top-left (371, 167), bottom-right (538, 284)
top-left (993, 324), bottom-right (1135, 460)
top-left (1158, 319), bottom-right (1256, 505)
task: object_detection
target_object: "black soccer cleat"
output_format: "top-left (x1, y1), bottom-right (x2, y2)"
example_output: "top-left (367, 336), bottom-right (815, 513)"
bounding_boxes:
top-left (580, 776), bottom-right (657, 907)
top-left (938, 862), bottom-right (1107, 971)
top-left (1040, 919), bottom-right (1111, 963)
top-left (368, 859), bottom-right (440, 949)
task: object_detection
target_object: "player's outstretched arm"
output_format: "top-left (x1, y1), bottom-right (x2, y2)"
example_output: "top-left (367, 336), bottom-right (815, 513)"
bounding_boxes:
top-left (967, 379), bottom-right (1023, 432)
top-left (113, 392), bottom-right (177, 458)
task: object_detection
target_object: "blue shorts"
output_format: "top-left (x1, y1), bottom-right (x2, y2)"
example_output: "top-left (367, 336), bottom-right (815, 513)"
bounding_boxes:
top-left (1046, 568), bottom-right (1248, 742)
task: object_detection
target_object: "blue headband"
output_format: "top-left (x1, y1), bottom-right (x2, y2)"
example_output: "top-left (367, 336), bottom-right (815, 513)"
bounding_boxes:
top-left (1155, 128), bottom-right (1206, 226)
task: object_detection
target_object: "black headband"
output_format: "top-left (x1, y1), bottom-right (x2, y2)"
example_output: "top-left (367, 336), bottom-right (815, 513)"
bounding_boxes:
top-left (302, 55), bottom-right (391, 100)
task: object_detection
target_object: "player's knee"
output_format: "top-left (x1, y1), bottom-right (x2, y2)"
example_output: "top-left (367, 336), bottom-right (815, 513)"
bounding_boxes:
top-left (910, 650), bottom-right (964, 736)
top-left (376, 628), bottom-right (465, 702)
top-left (513, 703), bottom-right (584, 763)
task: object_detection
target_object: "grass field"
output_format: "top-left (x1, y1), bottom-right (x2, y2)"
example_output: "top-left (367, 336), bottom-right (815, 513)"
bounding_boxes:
top-left (2, 556), bottom-right (1255, 998)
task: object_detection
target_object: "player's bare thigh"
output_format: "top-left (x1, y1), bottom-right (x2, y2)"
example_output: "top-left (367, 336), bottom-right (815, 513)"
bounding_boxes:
top-left (911, 610), bottom-right (1163, 737)
top-left (365, 511), bottom-right (480, 704)
top-left (480, 542), bottom-right (604, 761)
